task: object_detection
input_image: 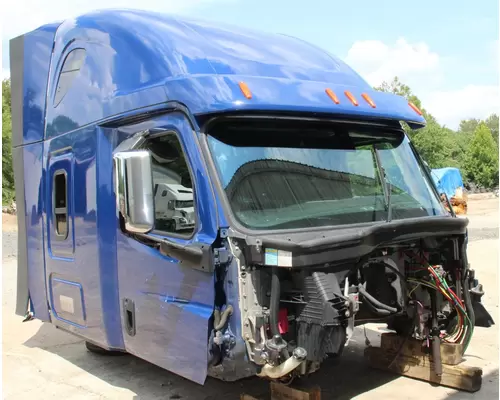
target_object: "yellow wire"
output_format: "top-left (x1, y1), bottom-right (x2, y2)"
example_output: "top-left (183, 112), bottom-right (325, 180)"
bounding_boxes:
top-left (407, 278), bottom-right (462, 343)
top-left (408, 283), bottom-right (421, 297)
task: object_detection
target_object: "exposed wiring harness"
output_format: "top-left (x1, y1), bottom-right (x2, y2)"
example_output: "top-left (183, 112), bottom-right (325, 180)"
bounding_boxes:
top-left (405, 251), bottom-right (474, 352)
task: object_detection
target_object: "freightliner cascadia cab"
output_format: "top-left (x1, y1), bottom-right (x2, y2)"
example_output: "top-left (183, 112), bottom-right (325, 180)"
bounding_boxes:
top-left (10, 9), bottom-right (492, 385)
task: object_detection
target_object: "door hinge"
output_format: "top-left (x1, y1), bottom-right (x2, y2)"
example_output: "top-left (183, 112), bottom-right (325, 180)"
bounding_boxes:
top-left (214, 247), bottom-right (231, 267)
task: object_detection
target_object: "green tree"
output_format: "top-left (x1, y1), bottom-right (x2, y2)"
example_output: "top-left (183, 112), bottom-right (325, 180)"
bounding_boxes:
top-left (453, 131), bottom-right (472, 169)
top-left (2, 79), bottom-right (14, 205)
top-left (464, 123), bottom-right (499, 188)
top-left (458, 118), bottom-right (480, 134)
top-left (375, 77), bottom-right (463, 169)
top-left (484, 113), bottom-right (499, 145)
top-left (375, 76), bottom-right (437, 129)
top-left (459, 114), bottom-right (498, 147)
top-left (374, 77), bottom-right (500, 184)
top-left (411, 124), bottom-right (459, 168)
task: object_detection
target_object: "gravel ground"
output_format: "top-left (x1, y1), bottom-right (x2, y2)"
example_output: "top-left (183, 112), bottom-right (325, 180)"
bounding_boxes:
top-left (2, 199), bottom-right (498, 399)
top-left (2, 231), bottom-right (17, 261)
top-left (468, 227), bottom-right (499, 241)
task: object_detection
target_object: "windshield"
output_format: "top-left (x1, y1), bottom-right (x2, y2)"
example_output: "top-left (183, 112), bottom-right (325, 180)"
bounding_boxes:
top-left (176, 200), bottom-right (194, 208)
top-left (207, 119), bottom-right (446, 231)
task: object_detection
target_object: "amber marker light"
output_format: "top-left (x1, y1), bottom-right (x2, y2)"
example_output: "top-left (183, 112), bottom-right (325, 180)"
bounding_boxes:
top-left (344, 91), bottom-right (359, 106)
top-left (408, 101), bottom-right (423, 116)
top-left (238, 81), bottom-right (252, 99)
top-left (361, 93), bottom-right (376, 108)
top-left (325, 88), bottom-right (340, 104)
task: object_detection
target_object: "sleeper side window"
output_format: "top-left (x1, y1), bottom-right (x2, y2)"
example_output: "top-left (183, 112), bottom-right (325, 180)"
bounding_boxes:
top-left (53, 170), bottom-right (68, 239)
top-left (54, 49), bottom-right (86, 107)
top-left (143, 134), bottom-right (196, 237)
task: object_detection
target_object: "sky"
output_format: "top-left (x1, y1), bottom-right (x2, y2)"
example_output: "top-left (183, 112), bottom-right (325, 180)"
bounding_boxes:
top-left (1, 0), bottom-right (498, 129)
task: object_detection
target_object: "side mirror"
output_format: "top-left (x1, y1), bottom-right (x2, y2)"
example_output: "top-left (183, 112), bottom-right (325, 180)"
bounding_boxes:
top-left (113, 150), bottom-right (155, 233)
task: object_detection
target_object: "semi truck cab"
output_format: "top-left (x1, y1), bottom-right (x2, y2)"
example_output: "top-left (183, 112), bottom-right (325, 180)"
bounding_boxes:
top-left (10, 9), bottom-right (492, 386)
top-left (154, 182), bottom-right (195, 232)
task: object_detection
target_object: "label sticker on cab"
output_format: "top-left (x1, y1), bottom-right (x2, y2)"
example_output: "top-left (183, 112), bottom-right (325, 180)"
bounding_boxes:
top-left (265, 248), bottom-right (278, 265)
top-left (265, 248), bottom-right (293, 267)
top-left (278, 250), bottom-right (293, 267)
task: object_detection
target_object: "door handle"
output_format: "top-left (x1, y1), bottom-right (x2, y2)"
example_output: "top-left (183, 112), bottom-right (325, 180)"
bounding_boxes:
top-left (123, 298), bottom-right (136, 336)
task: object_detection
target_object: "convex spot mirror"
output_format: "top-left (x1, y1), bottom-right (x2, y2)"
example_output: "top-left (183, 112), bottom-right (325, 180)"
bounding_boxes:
top-left (113, 150), bottom-right (155, 234)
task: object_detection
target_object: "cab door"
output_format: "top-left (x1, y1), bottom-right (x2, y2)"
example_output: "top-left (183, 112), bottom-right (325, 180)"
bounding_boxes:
top-left (44, 130), bottom-right (111, 347)
top-left (115, 114), bottom-right (219, 384)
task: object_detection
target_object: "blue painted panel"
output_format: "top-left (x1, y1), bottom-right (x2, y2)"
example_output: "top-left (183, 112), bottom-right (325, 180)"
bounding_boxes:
top-left (45, 21), bottom-right (169, 138)
top-left (42, 9), bottom-right (424, 141)
top-left (115, 112), bottom-right (218, 384)
top-left (21, 143), bottom-right (50, 321)
top-left (43, 127), bottom-right (120, 348)
top-left (15, 23), bottom-right (60, 146)
top-left (49, 276), bottom-right (86, 326)
top-left (117, 236), bottom-right (215, 383)
top-left (96, 127), bottom-right (124, 350)
top-left (164, 75), bottom-right (425, 125)
top-left (50, 9), bottom-right (362, 83)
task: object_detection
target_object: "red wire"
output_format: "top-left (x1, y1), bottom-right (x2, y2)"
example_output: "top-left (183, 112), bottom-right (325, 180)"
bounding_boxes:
top-left (428, 266), bottom-right (464, 308)
top-left (428, 266), bottom-right (467, 343)
top-left (405, 252), bottom-right (468, 343)
top-left (447, 287), bottom-right (465, 308)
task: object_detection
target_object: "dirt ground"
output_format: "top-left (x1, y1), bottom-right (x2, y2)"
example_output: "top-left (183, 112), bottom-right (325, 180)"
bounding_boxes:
top-left (2, 199), bottom-right (499, 399)
top-left (1, 214), bottom-right (17, 232)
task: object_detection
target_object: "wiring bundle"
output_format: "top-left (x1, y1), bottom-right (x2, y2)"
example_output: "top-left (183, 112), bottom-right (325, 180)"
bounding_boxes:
top-left (404, 251), bottom-right (474, 352)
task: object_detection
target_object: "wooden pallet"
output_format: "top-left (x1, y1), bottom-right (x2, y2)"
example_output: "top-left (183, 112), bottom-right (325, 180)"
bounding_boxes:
top-left (241, 381), bottom-right (321, 400)
top-left (365, 332), bottom-right (482, 392)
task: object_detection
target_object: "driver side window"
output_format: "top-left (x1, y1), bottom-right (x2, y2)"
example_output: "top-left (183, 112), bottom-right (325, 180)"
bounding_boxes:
top-left (143, 134), bottom-right (196, 237)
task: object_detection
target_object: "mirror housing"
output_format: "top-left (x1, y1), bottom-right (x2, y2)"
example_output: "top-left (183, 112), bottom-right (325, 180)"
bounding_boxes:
top-left (114, 150), bottom-right (155, 233)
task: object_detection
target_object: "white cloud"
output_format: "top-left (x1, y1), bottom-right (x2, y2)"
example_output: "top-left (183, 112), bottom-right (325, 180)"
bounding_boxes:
top-left (422, 85), bottom-right (499, 129)
top-left (344, 38), bottom-right (498, 129)
top-left (345, 38), bottom-right (440, 87)
top-left (1, 0), bottom-right (230, 40)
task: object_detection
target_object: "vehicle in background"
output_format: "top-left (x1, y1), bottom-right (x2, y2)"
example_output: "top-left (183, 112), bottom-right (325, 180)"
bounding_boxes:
top-left (154, 183), bottom-right (195, 232)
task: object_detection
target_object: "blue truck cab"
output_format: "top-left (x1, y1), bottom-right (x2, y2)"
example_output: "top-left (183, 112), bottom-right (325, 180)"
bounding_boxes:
top-left (10, 9), bottom-right (492, 385)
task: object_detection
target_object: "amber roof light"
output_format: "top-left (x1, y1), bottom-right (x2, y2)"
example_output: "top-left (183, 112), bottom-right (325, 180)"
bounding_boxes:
top-left (344, 91), bottom-right (359, 106)
top-left (238, 81), bottom-right (252, 99)
top-left (361, 93), bottom-right (376, 108)
top-left (408, 101), bottom-right (423, 116)
top-left (325, 88), bottom-right (340, 104)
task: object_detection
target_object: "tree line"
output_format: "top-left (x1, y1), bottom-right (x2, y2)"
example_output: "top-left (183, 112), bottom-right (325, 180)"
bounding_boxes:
top-left (375, 77), bottom-right (499, 191)
top-left (2, 77), bottom-right (499, 204)
top-left (3, 79), bottom-right (14, 205)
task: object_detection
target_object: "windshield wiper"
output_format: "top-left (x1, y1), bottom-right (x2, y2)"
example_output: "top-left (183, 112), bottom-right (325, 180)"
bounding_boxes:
top-left (372, 148), bottom-right (393, 222)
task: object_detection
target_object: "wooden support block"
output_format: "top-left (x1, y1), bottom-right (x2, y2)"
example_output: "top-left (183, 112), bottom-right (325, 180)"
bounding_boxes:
top-left (380, 332), bottom-right (464, 365)
top-left (241, 395), bottom-right (261, 400)
top-left (365, 346), bottom-right (482, 392)
top-left (270, 382), bottom-right (321, 400)
top-left (440, 342), bottom-right (464, 366)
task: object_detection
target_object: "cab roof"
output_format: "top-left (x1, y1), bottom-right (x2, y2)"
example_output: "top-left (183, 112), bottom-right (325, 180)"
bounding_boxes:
top-left (42, 9), bottom-right (427, 135)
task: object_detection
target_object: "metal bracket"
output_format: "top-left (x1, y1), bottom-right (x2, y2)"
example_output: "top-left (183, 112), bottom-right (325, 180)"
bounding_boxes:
top-left (159, 240), bottom-right (214, 272)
